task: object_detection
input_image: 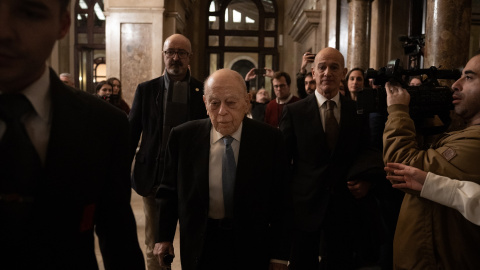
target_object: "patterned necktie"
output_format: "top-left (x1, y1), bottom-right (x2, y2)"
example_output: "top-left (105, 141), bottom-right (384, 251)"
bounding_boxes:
top-left (325, 100), bottom-right (339, 152)
top-left (222, 136), bottom-right (236, 218)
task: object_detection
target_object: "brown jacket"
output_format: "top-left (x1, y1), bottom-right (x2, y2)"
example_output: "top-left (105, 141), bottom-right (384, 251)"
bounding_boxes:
top-left (384, 104), bottom-right (480, 270)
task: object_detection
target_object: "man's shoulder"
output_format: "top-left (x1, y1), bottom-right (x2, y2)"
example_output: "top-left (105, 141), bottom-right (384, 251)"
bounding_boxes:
top-left (51, 81), bottom-right (127, 124)
top-left (266, 99), bottom-right (278, 108)
top-left (137, 76), bottom-right (163, 89)
top-left (174, 118), bottom-right (210, 133)
top-left (190, 76), bottom-right (204, 88)
top-left (289, 95), bottom-right (301, 103)
top-left (285, 94), bottom-right (314, 111)
top-left (244, 117), bottom-right (282, 136)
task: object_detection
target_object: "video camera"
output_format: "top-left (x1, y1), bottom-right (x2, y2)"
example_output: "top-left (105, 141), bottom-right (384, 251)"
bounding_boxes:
top-left (399, 35), bottom-right (425, 56)
top-left (356, 59), bottom-right (461, 133)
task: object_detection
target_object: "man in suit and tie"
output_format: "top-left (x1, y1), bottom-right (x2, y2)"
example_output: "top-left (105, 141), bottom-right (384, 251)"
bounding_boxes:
top-left (153, 69), bottom-right (291, 270)
top-left (280, 47), bottom-right (372, 269)
top-left (0, 0), bottom-right (145, 269)
top-left (129, 33), bottom-right (207, 269)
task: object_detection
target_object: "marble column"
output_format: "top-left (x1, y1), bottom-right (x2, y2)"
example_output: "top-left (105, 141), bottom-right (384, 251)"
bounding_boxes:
top-left (104, 4), bottom-right (165, 107)
top-left (424, 0), bottom-right (471, 69)
top-left (347, 0), bottom-right (373, 70)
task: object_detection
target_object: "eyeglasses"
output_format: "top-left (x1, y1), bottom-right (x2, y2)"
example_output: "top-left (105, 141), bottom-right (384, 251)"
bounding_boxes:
top-left (163, 50), bottom-right (190, 59)
top-left (273, 84), bottom-right (287, 89)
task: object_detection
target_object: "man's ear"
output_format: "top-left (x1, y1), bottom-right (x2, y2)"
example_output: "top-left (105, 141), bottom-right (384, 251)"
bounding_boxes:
top-left (58, 10), bottom-right (71, 40)
top-left (342, 67), bottom-right (348, 78)
top-left (203, 95), bottom-right (209, 115)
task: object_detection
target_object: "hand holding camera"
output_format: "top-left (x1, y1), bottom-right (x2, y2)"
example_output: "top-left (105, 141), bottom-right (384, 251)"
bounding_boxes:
top-left (301, 52), bottom-right (316, 74)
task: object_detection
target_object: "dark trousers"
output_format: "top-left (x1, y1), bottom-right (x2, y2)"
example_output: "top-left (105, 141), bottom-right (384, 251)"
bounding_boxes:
top-left (289, 227), bottom-right (356, 270)
top-left (289, 229), bottom-right (321, 270)
top-left (198, 218), bottom-right (235, 270)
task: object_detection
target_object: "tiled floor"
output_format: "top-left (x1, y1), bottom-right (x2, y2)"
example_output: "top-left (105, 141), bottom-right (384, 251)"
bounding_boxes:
top-left (95, 191), bottom-right (182, 270)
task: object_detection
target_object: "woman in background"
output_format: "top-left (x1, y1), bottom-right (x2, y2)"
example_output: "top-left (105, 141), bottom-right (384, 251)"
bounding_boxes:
top-left (107, 77), bottom-right (131, 115)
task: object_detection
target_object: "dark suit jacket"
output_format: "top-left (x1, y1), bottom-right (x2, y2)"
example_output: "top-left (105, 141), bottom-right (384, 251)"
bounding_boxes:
top-left (129, 75), bottom-right (207, 196)
top-left (280, 93), bottom-right (369, 232)
top-left (0, 70), bottom-right (145, 269)
top-left (156, 117), bottom-right (291, 270)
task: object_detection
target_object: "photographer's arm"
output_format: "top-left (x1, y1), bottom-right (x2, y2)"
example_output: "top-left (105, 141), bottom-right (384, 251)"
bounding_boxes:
top-left (385, 162), bottom-right (480, 225)
top-left (383, 82), bottom-right (424, 195)
top-left (245, 68), bottom-right (257, 81)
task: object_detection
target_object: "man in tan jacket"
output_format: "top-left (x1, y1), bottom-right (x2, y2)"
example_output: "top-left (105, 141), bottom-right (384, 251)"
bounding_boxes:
top-left (383, 54), bottom-right (480, 269)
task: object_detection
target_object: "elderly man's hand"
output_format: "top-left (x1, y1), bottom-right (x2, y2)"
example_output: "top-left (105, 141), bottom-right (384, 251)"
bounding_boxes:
top-left (153, 242), bottom-right (175, 268)
top-left (385, 81), bottom-right (410, 106)
top-left (384, 162), bottom-right (427, 191)
top-left (347, 180), bottom-right (371, 199)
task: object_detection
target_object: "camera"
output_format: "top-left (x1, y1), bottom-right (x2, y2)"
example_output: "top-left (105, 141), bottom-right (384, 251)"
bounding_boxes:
top-left (357, 59), bottom-right (461, 133)
top-left (399, 35), bottom-right (425, 56)
top-left (254, 68), bottom-right (266, 75)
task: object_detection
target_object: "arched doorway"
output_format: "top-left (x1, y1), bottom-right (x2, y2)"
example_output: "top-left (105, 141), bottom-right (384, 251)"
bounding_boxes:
top-left (206, 0), bottom-right (278, 93)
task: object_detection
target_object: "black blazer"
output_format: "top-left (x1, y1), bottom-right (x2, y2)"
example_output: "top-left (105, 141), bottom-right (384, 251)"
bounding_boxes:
top-left (129, 75), bottom-right (207, 196)
top-left (156, 117), bottom-right (291, 270)
top-left (280, 93), bottom-right (369, 232)
top-left (0, 70), bottom-right (145, 269)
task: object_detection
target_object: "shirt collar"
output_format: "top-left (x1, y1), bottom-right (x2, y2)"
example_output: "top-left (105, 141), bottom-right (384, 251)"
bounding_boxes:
top-left (22, 68), bottom-right (51, 123)
top-left (315, 90), bottom-right (340, 108)
top-left (211, 122), bottom-right (243, 144)
top-left (277, 93), bottom-right (294, 104)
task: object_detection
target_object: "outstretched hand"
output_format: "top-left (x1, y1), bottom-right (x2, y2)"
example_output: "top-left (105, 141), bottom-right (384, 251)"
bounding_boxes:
top-left (384, 162), bottom-right (427, 191)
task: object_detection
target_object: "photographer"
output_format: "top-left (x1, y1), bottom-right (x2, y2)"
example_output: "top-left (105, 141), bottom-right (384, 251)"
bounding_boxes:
top-left (296, 52), bottom-right (316, 98)
top-left (383, 55), bottom-right (480, 269)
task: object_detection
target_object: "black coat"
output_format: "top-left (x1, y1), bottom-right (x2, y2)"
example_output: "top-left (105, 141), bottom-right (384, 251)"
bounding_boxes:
top-left (156, 117), bottom-right (292, 270)
top-left (129, 75), bottom-right (207, 196)
top-left (280, 93), bottom-right (369, 231)
top-left (0, 69), bottom-right (145, 270)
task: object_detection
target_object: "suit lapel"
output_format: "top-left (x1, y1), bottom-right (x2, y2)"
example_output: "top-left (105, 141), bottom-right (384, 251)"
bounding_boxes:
top-left (154, 77), bottom-right (164, 124)
top-left (197, 119), bottom-right (212, 208)
top-left (235, 118), bottom-right (263, 206)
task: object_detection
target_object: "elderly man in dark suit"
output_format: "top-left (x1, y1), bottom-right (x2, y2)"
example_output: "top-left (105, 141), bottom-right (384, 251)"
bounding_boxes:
top-left (280, 47), bottom-right (372, 269)
top-left (0, 1), bottom-right (144, 269)
top-left (153, 69), bottom-right (291, 270)
top-left (129, 34), bottom-right (207, 269)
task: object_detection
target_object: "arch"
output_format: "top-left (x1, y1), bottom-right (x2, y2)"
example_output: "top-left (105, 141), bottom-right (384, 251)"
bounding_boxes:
top-left (206, 0), bottom-right (278, 93)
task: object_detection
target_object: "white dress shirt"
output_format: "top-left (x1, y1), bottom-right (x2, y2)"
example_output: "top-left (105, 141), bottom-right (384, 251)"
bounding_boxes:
top-left (421, 172), bottom-right (480, 226)
top-left (0, 68), bottom-right (51, 165)
top-left (208, 123), bottom-right (242, 219)
top-left (314, 90), bottom-right (341, 131)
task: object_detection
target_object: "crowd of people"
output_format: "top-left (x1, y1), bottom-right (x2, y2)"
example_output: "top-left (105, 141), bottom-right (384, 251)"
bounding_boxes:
top-left (1, 1), bottom-right (479, 270)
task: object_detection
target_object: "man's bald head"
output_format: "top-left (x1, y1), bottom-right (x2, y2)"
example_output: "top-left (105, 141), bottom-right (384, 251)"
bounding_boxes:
top-left (163, 34), bottom-right (192, 81)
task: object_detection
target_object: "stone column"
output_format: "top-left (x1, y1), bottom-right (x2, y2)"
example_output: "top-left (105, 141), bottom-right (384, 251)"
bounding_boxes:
top-left (104, 2), bottom-right (165, 107)
top-left (347, 0), bottom-right (373, 70)
top-left (424, 0), bottom-right (471, 69)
